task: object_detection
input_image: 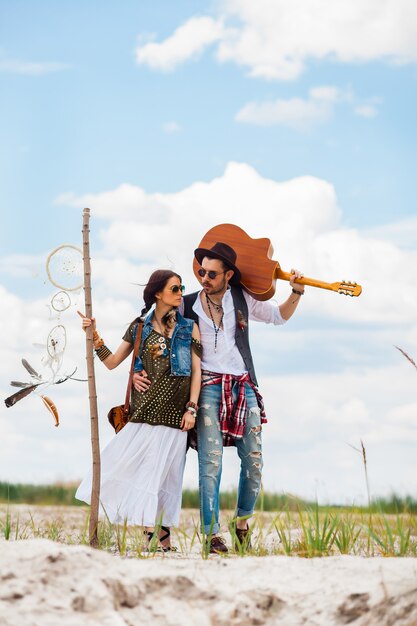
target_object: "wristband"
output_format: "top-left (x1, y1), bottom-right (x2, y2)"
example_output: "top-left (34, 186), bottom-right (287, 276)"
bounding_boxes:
top-left (95, 345), bottom-right (112, 361)
top-left (292, 288), bottom-right (304, 296)
top-left (186, 401), bottom-right (199, 411)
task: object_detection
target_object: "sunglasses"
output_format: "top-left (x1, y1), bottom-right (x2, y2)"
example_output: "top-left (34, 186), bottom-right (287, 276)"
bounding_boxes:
top-left (169, 284), bottom-right (185, 294)
top-left (198, 268), bottom-right (227, 280)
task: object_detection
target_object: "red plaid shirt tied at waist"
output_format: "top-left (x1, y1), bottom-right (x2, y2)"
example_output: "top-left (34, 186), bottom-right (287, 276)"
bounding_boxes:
top-left (201, 371), bottom-right (267, 447)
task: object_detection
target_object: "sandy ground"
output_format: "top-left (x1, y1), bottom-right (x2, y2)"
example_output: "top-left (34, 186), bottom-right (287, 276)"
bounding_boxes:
top-left (1, 505), bottom-right (417, 625)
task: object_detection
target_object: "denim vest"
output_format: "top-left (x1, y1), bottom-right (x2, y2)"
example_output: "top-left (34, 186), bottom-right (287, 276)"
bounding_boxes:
top-left (133, 311), bottom-right (194, 376)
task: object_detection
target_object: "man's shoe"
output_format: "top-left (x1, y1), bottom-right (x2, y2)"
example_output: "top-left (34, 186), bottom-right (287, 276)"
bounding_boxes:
top-left (208, 535), bottom-right (228, 554)
top-left (233, 525), bottom-right (252, 551)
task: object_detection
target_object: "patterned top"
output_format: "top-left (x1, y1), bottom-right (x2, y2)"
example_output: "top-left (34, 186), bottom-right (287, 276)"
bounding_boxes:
top-left (122, 322), bottom-right (202, 429)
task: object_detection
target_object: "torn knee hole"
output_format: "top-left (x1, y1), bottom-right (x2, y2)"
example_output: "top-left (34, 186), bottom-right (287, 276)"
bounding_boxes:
top-left (249, 425), bottom-right (262, 434)
top-left (249, 451), bottom-right (262, 458)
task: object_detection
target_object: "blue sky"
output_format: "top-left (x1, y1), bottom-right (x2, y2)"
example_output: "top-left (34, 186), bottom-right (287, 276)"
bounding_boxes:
top-left (1, 0), bottom-right (417, 503)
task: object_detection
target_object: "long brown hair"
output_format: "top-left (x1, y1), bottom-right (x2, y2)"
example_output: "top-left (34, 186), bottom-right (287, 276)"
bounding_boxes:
top-left (140, 269), bottom-right (182, 320)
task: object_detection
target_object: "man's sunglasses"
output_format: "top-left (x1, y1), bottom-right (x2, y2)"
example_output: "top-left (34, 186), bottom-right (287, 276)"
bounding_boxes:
top-left (197, 268), bottom-right (226, 280)
top-left (169, 284), bottom-right (185, 294)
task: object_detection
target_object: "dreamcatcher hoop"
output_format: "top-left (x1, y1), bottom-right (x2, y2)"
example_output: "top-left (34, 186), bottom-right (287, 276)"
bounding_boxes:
top-left (51, 291), bottom-right (71, 312)
top-left (46, 244), bottom-right (83, 291)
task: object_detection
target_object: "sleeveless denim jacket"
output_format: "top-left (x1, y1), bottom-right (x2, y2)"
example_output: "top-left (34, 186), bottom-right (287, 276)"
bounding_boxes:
top-left (133, 310), bottom-right (194, 376)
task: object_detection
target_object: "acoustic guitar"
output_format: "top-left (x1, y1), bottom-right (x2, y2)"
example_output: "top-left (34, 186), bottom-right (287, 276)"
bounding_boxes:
top-left (193, 223), bottom-right (362, 301)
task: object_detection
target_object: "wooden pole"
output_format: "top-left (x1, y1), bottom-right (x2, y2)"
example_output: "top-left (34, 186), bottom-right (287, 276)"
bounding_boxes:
top-left (82, 208), bottom-right (101, 548)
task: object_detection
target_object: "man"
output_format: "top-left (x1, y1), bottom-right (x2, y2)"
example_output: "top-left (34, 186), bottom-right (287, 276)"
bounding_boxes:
top-left (134, 241), bottom-right (304, 554)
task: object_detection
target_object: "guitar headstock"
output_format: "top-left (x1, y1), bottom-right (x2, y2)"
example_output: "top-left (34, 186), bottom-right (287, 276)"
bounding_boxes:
top-left (335, 281), bottom-right (362, 297)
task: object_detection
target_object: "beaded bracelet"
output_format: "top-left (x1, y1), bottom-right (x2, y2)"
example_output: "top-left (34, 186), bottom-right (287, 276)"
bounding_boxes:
top-left (186, 401), bottom-right (199, 411)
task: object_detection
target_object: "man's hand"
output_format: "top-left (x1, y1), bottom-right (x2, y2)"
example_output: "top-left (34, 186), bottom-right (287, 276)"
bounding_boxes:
top-left (180, 410), bottom-right (196, 432)
top-left (132, 371), bottom-right (151, 392)
top-left (289, 268), bottom-right (305, 294)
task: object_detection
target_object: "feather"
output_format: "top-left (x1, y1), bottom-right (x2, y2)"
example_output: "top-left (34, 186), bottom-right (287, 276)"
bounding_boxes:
top-left (10, 381), bottom-right (32, 388)
top-left (4, 384), bottom-right (39, 407)
top-left (21, 359), bottom-right (42, 380)
top-left (41, 395), bottom-right (59, 427)
top-left (149, 344), bottom-right (162, 359)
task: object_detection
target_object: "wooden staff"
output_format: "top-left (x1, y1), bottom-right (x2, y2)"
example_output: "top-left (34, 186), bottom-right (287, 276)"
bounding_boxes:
top-left (82, 208), bottom-right (101, 548)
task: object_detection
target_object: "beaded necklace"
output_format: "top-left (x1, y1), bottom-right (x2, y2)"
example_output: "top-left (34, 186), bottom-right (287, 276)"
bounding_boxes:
top-left (205, 294), bottom-right (223, 313)
top-left (205, 293), bottom-right (224, 353)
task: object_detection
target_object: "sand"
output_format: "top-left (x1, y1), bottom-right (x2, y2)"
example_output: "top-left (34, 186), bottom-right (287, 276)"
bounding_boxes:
top-left (1, 537), bottom-right (417, 626)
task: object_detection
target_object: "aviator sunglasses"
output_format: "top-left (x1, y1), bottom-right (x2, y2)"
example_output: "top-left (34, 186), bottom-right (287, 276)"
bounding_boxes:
top-left (169, 284), bottom-right (185, 294)
top-left (197, 268), bottom-right (227, 280)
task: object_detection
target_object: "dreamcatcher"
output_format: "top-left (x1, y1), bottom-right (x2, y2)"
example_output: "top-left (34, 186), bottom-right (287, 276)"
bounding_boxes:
top-left (46, 244), bottom-right (83, 291)
top-left (4, 243), bottom-right (86, 426)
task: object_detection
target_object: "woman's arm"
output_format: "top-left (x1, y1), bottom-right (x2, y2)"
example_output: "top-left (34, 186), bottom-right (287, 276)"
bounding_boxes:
top-left (78, 311), bottom-right (133, 370)
top-left (180, 323), bottom-right (202, 431)
top-left (189, 323), bottom-right (202, 404)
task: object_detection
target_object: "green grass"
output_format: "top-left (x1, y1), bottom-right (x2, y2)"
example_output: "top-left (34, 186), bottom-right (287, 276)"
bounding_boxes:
top-left (2, 482), bottom-right (417, 514)
top-left (2, 501), bottom-right (417, 558)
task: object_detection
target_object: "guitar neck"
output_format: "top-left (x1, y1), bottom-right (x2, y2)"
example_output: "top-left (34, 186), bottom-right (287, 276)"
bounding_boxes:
top-left (274, 268), bottom-right (362, 297)
top-left (275, 268), bottom-right (335, 291)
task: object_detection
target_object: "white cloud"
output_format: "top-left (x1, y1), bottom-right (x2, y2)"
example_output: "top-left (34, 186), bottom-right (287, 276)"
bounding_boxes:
top-left (365, 216), bottom-right (417, 249)
top-left (354, 104), bottom-right (378, 118)
top-left (0, 51), bottom-right (70, 75)
top-left (236, 85), bottom-right (346, 129)
top-left (135, 16), bottom-right (225, 71)
top-left (54, 162), bottom-right (417, 328)
top-left (3, 162), bottom-right (417, 500)
top-left (163, 121), bottom-right (182, 133)
top-left (55, 183), bottom-right (170, 222)
top-left (135, 0), bottom-right (417, 80)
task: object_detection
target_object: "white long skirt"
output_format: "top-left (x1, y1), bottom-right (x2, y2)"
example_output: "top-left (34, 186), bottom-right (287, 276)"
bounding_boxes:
top-left (75, 422), bottom-right (187, 527)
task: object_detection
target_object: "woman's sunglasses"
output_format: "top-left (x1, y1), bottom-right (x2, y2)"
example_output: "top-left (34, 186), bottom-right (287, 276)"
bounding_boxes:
top-left (169, 284), bottom-right (185, 294)
top-left (197, 268), bottom-right (226, 280)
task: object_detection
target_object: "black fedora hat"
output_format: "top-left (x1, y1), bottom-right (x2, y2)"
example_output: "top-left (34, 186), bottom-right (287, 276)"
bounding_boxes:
top-left (194, 241), bottom-right (241, 284)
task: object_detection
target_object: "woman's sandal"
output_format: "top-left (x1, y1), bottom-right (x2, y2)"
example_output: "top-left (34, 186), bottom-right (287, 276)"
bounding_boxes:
top-left (145, 530), bottom-right (160, 552)
top-left (159, 525), bottom-right (178, 552)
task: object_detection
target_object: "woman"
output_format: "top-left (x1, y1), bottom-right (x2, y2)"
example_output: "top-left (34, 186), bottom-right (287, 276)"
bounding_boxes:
top-left (76, 269), bottom-right (201, 551)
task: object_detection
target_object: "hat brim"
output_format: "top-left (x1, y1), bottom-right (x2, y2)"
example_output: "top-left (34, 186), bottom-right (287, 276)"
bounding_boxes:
top-left (194, 247), bottom-right (241, 284)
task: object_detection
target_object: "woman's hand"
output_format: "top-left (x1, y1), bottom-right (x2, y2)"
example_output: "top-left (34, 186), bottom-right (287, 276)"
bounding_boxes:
top-left (180, 410), bottom-right (196, 432)
top-left (77, 310), bottom-right (97, 332)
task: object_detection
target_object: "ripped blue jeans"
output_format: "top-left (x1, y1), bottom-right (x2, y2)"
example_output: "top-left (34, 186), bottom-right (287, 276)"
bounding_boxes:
top-left (197, 382), bottom-right (263, 535)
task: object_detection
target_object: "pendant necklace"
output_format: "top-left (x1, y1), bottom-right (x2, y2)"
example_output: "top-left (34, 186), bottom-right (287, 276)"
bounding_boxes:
top-left (205, 294), bottom-right (223, 313)
top-left (205, 294), bottom-right (224, 353)
top-left (154, 316), bottom-right (168, 357)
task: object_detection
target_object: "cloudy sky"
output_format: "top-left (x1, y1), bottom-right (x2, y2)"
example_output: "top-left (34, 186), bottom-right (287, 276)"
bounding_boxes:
top-left (1, 0), bottom-right (417, 505)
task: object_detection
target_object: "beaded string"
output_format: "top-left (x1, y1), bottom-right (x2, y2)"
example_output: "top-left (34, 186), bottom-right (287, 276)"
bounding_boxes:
top-left (205, 294), bottom-right (223, 313)
top-left (205, 293), bottom-right (224, 353)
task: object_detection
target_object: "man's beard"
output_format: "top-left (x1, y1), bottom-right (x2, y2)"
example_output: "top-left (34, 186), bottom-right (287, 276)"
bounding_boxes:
top-left (202, 276), bottom-right (227, 296)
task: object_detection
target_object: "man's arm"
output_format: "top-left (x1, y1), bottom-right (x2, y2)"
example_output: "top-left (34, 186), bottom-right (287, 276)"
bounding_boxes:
top-left (279, 269), bottom-right (305, 320)
top-left (246, 269), bottom-right (305, 323)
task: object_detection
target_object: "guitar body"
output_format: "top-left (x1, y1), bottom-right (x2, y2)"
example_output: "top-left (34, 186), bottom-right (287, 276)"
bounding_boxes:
top-left (193, 223), bottom-right (280, 301)
top-left (193, 223), bottom-right (362, 299)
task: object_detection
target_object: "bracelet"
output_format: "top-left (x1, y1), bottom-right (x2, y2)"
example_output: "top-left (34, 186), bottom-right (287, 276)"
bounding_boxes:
top-left (186, 407), bottom-right (197, 418)
top-left (186, 401), bottom-right (199, 411)
top-left (292, 288), bottom-right (304, 296)
top-left (95, 345), bottom-right (112, 362)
